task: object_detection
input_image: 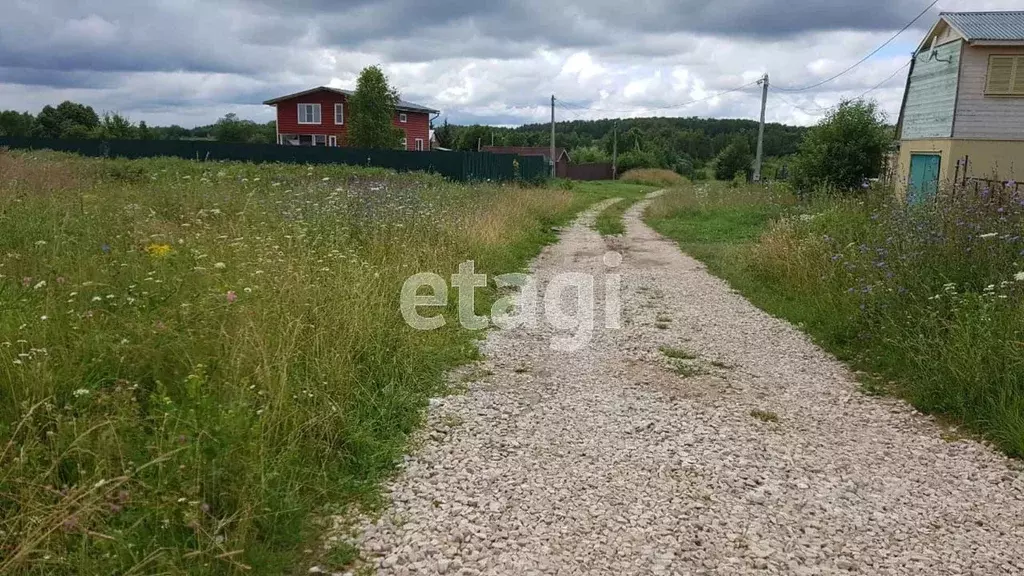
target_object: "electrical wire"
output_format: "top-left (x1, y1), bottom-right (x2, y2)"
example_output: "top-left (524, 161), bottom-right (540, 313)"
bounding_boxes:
top-left (774, 0), bottom-right (937, 92)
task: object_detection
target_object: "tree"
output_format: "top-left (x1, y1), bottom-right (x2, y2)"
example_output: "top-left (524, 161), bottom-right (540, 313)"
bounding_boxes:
top-left (714, 137), bottom-right (753, 181)
top-left (0, 110), bottom-right (35, 137)
top-left (137, 121), bottom-right (152, 140)
top-left (792, 99), bottom-right (892, 192)
top-left (571, 145), bottom-right (609, 164)
top-left (33, 101), bottom-right (100, 139)
top-left (616, 150), bottom-right (659, 173)
top-left (94, 112), bottom-right (138, 139)
top-left (348, 65), bottom-right (403, 149)
top-left (434, 118), bottom-right (456, 149)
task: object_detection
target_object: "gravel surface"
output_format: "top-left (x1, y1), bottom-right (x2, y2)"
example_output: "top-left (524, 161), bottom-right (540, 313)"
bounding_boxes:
top-left (346, 192), bottom-right (1024, 575)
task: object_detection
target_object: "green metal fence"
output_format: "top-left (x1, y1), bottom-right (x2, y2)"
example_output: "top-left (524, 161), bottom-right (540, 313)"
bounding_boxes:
top-left (0, 137), bottom-right (550, 183)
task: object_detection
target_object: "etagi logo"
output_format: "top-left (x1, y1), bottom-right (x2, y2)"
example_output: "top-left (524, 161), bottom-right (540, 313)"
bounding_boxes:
top-left (400, 252), bottom-right (623, 352)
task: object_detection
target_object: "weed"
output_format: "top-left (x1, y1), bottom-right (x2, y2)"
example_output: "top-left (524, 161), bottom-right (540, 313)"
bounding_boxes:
top-left (325, 541), bottom-right (360, 569)
top-left (619, 168), bottom-right (687, 188)
top-left (711, 360), bottom-right (734, 369)
top-left (0, 151), bottom-right (581, 574)
top-left (660, 346), bottom-right (696, 360)
top-left (672, 361), bottom-right (706, 378)
top-left (647, 180), bottom-right (1024, 458)
top-left (655, 322), bottom-right (671, 330)
top-left (750, 409), bottom-right (780, 423)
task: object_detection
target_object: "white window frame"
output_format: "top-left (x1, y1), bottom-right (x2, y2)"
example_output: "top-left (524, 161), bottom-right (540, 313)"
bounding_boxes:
top-left (400, 137), bottom-right (407, 150)
top-left (334, 103), bottom-right (344, 125)
top-left (297, 103), bottom-right (321, 125)
top-left (399, 112), bottom-right (408, 123)
top-left (328, 135), bottom-right (337, 147)
top-left (415, 138), bottom-right (424, 151)
top-left (313, 134), bottom-right (326, 146)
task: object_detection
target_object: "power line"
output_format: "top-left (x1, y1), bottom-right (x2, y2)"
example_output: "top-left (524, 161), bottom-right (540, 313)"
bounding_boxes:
top-left (772, 60), bottom-right (912, 117)
top-left (774, 0), bottom-right (936, 92)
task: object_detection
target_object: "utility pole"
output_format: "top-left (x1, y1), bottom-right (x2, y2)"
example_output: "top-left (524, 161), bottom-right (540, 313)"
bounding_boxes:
top-left (550, 95), bottom-right (557, 178)
top-left (612, 121), bottom-right (618, 180)
top-left (753, 73), bottom-right (769, 183)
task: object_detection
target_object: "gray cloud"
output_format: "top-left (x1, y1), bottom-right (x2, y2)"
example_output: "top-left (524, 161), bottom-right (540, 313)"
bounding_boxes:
top-left (0, 0), bottom-right (1020, 127)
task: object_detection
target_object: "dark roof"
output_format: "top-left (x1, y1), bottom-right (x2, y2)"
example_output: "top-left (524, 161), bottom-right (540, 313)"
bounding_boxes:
top-left (481, 146), bottom-right (571, 162)
top-left (940, 11), bottom-right (1024, 42)
top-left (263, 86), bottom-right (440, 114)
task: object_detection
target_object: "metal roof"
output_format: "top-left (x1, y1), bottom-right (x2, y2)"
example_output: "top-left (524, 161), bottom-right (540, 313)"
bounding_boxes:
top-left (263, 86), bottom-right (440, 114)
top-left (941, 11), bottom-right (1024, 42)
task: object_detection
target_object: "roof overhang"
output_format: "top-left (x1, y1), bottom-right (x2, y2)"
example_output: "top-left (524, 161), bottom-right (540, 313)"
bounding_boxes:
top-left (262, 86), bottom-right (440, 114)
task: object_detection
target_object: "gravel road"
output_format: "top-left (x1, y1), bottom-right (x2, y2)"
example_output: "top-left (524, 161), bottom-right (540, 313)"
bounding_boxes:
top-left (349, 192), bottom-right (1024, 575)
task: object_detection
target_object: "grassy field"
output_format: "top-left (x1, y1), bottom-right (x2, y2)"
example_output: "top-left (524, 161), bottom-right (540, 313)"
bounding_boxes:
top-left (0, 150), bottom-right (593, 574)
top-left (647, 181), bottom-right (1024, 457)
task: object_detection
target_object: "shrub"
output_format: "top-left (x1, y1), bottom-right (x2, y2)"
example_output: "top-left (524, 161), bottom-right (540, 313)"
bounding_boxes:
top-left (615, 150), bottom-right (659, 174)
top-left (619, 168), bottom-right (686, 188)
top-left (791, 99), bottom-right (892, 192)
top-left (714, 138), bottom-right (753, 181)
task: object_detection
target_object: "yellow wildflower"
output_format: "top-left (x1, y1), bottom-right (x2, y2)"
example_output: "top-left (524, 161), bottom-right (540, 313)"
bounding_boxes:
top-left (146, 244), bottom-right (174, 257)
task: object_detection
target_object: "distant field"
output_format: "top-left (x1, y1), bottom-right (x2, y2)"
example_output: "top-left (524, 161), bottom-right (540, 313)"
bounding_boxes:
top-left (647, 181), bottom-right (1024, 458)
top-left (0, 150), bottom-right (586, 574)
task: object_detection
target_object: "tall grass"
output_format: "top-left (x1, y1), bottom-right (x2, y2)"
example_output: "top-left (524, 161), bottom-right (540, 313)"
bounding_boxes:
top-left (0, 150), bottom-right (576, 574)
top-left (647, 181), bottom-right (1024, 456)
top-left (618, 169), bottom-right (686, 188)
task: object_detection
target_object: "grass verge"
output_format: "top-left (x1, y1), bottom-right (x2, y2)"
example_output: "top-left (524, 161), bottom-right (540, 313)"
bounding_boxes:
top-left (647, 180), bottom-right (1024, 457)
top-left (0, 150), bottom-right (583, 574)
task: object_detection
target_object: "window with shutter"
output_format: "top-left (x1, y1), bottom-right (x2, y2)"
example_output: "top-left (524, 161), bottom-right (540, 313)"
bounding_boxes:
top-left (986, 55), bottom-right (1023, 96)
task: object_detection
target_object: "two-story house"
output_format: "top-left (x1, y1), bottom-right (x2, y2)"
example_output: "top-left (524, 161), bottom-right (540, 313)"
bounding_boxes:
top-left (264, 86), bottom-right (439, 151)
top-left (896, 11), bottom-right (1024, 202)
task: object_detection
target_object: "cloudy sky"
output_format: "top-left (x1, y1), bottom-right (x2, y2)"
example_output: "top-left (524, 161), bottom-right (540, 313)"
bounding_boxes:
top-left (1, 0), bottom-right (1020, 128)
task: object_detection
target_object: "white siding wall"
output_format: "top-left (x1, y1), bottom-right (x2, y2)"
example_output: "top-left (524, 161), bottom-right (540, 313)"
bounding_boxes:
top-left (953, 45), bottom-right (1024, 140)
top-left (902, 41), bottom-right (962, 140)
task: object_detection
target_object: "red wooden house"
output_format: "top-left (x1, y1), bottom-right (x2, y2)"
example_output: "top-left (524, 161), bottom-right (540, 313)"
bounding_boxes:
top-left (263, 86), bottom-right (439, 151)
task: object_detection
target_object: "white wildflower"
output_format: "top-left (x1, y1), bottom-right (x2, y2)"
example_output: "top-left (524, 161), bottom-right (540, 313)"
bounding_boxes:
top-left (1015, 272), bottom-right (1024, 282)
top-left (91, 296), bottom-right (102, 302)
top-left (33, 280), bottom-right (46, 290)
top-left (73, 389), bottom-right (91, 397)
top-left (979, 232), bottom-right (998, 239)
top-left (214, 262), bottom-right (226, 269)
top-left (39, 316), bottom-right (48, 321)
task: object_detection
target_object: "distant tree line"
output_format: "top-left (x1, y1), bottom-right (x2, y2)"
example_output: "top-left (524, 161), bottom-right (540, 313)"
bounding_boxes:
top-left (433, 116), bottom-right (809, 180)
top-left (0, 101), bottom-right (276, 144)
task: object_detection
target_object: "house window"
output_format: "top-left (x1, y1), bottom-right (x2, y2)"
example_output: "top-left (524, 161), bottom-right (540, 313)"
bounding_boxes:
top-left (328, 135), bottom-right (337, 147)
top-left (400, 137), bottom-right (407, 149)
top-left (985, 55), bottom-right (1024, 96)
top-left (399, 113), bottom-right (408, 123)
top-left (415, 138), bottom-right (424, 151)
top-left (334, 103), bottom-right (344, 125)
top-left (297, 103), bottom-right (321, 124)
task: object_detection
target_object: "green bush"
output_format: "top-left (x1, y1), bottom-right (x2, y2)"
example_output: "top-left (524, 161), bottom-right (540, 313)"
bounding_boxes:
top-left (713, 138), bottom-right (753, 181)
top-left (791, 100), bottom-right (892, 192)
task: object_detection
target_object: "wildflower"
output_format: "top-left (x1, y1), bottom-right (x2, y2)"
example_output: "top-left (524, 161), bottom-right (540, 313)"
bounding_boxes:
top-left (979, 232), bottom-right (998, 239)
top-left (91, 296), bottom-right (102, 302)
top-left (33, 280), bottom-right (46, 290)
top-left (214, 262), bottom-right (226, 269)
top-left (40, 316), bottom-right (48, 321)
top-left (73, 389), bottom-right (91, 397)
top-left (21, 277), bottom-right (31, 288)
top-left (146, 244), bottom-right (173, 257)
top-left (226, 290), bottom-right (238, 303)
top-left (35, 240), bottom-right (47, 246)
top-left (1015, 272), bottom-right (1024, 282)
top-left (244, 287), bottom-right (252, 293)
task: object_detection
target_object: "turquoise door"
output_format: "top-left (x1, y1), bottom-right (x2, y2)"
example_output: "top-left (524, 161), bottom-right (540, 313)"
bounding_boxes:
top-left (908, 154), bottom-right (940, 204)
